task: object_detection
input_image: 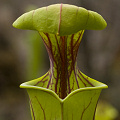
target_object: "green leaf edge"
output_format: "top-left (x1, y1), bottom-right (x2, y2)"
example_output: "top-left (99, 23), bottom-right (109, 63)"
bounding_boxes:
top-left (20, 79), bottom-right (108, 102)
top-left (12, 4), bottom-right (107, 36)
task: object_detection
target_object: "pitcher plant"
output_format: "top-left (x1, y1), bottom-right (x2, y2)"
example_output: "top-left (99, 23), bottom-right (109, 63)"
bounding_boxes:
top-left (13, 4), bottom-right (108, 120)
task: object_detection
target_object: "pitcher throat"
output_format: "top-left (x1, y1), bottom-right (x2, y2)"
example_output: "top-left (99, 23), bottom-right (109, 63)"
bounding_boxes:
top-left (37, 31), bottom-right (94, 99)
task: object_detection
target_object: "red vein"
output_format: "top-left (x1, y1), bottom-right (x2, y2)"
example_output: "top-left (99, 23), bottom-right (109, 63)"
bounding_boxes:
top-left (67, 76), bottom-right (71, 93)
top-left (60, 36), bottom-right (67, 99)
top-left (58, 3), bottom-right (63, 35)
top-left (29, 98), bottom-right (36, 120)
top-left (93, 96), bottom-right (99, 120)
top-left (55, 35), bottom-right (63, 62)
top-left (32, 10), bottom-right (35, 27)
top-left (76, 7), bottom-right (79, 15)
top-left (78, 70), bottom-right (94, 87)
top-left (85, 10), bottom-right (90, 27)
top-left (47, 71), bottom-right (52, 88)
top-left (35, 96), bottom-right (46, 120)
top-left (34, 72), bottom-right (49, 86)
top-left (73, 31), bottom-right (83, 48)
top-left (81, 99), bottom-right (91, 120)
top-left (77, 74), bottom-right (87, 87)
top-left (71, 34), bottom-right (79, 88)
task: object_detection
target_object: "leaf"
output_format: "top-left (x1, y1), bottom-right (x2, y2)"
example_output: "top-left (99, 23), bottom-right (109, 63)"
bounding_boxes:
top-left (20, 72), bottom-right (107, 120)
top-left (12, 4), bottom-right (107, 36)
top-left (13, 3), bottom-right (108, 120)
top-left (63, 89), bottom-right (101, 120)
top-left (27, 88), bottom-right (62, 120)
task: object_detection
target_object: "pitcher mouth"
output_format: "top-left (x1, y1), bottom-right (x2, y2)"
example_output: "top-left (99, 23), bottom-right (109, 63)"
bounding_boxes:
top-left (20, 74), bottom-right (108, 101)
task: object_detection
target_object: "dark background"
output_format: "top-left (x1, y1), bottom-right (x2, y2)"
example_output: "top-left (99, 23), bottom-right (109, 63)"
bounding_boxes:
top-left (0, 0), bottom-right (120, 120)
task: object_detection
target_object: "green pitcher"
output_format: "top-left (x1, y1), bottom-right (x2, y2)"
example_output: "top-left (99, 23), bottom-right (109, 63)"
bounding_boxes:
top-left (13, 4), bottom-right (108, 120)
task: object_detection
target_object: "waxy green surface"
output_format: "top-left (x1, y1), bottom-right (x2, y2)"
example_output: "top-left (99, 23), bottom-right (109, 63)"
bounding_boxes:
top-left (13, 4), bottom-right (107, 36)
top-left (13, 4), bottom-right (108, 120)
top-left (21, 74), bottom-right (107, 120)
top-left (19, 31), bottom-right (108, 120)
